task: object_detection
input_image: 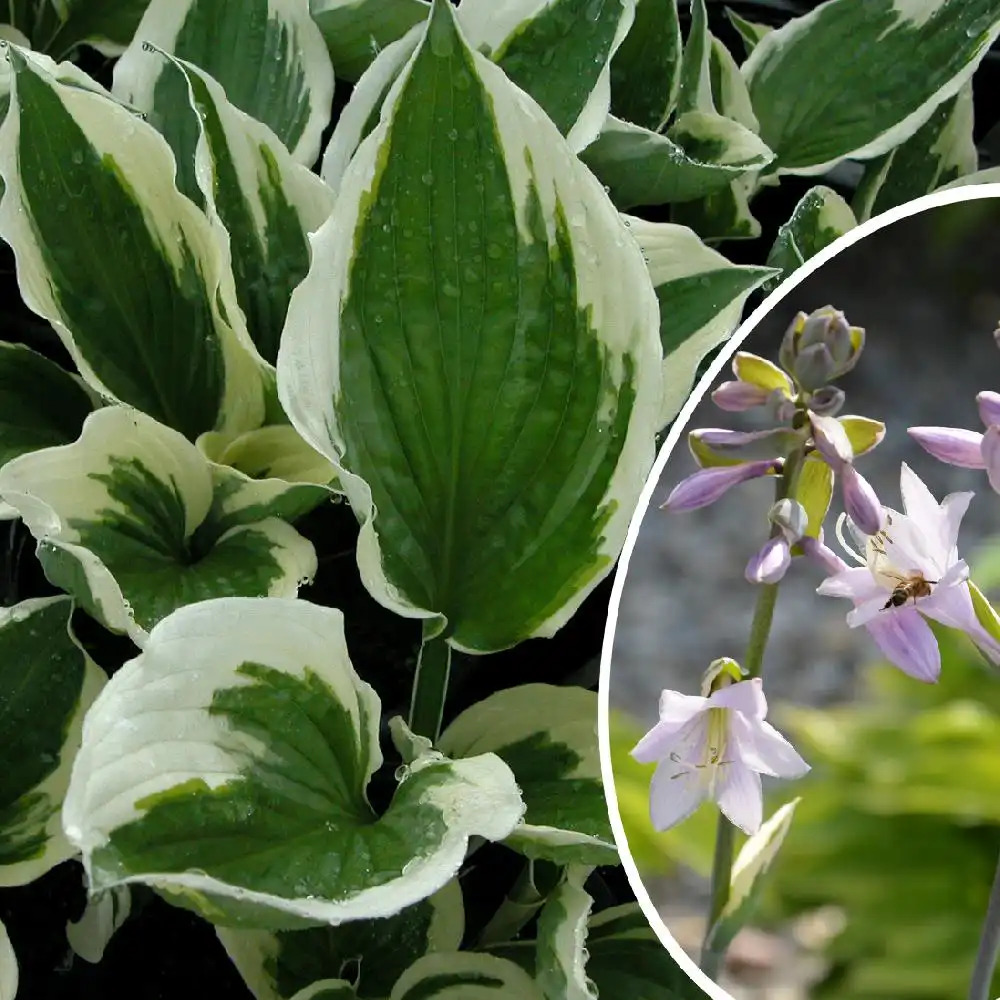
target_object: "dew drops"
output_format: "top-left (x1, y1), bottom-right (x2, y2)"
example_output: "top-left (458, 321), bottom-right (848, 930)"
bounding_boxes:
top-left (447, 128), bottom-right (458, 141)
top-left (421, 171), bottom-right (434, 186)
top-left (441, 282), bottom-right (460, 298)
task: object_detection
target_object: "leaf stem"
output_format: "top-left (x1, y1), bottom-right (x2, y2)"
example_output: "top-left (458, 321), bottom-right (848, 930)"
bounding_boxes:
top-left (408, 627), bottom-right (452, 743)
top-left (699, 446), bottom-right (804, 977)
top-left (970, 841), bottom-right (1000, 1000)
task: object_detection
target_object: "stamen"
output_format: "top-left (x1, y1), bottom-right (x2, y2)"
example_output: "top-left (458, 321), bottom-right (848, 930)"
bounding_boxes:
top-left (836, 512), bottom-right (866, 566)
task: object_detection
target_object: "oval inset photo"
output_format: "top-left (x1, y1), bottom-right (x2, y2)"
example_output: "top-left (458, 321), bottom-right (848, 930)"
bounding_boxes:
top-left (602, 190), bottom-right (1000, 1000)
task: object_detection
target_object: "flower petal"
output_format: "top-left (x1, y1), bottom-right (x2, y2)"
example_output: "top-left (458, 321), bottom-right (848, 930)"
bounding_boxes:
top-left (908, 426), bottom-right (986, 469)
top-left (983, 426), bottom-right (1000, 496)
top-left (817, 566), bottom-right (879, 600)
top-left (649, 760), bottom-right (709, 831)
top-left (715, 762), bottom-right (763, 835)
top-left (711, 677), bottom-right (766, 719)
top-left (898, 461), bottom-right (941, 529)
top-left (847, 591), bottom-right (892, 627)
top-left (631, 718), bottom-right (685, 764)
top-left (978, 391), bottom-right (1000, 428)
top-left (731, 716), bottom-right (810, 779)
top-left (745, 535), bottom-right (790, 584)
top-left (864, 606), bottom-right (940, 682)
top-left (939, 491), bottom-right (974, 557)
top-left (658, 688), bottom-right (709, 723)
top-left (922, 578), bottom-right (1000, 663)
top-left (660, 459), bottom-right (779, 512)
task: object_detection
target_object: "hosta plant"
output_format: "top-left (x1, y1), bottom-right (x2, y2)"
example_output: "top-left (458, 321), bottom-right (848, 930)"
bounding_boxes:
top-left (1, 0), bottom-right (999, 997)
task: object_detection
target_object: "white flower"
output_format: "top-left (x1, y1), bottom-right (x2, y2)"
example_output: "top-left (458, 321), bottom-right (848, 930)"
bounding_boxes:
top-left (631, 678), bottom-right (809, 835)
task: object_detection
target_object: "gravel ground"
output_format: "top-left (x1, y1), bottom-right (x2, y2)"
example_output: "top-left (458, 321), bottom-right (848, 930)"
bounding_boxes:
top-left (607, 196), bottom-right (1000, 995)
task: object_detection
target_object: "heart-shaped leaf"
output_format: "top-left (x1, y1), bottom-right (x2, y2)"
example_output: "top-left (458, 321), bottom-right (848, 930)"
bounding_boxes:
top-left (63, 598), bottom-right (524, 928)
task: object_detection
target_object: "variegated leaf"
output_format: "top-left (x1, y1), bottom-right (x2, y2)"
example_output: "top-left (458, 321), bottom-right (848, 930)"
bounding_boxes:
top-left (0, 597), bottom-right (105, 886)
top-left (457, 0), bottom-right (636, 152)
top-left (63, 598), bottom-right (524, 928)
top-left (853, 83), bottom-right (977, 221)
top-left (115, 0), bottom-right (334, 165)
top-left (743, 0), bottom-right (1000, 174)
top-left (765, 185), bottom-right (857, 287)
top-left (112, 48), bottom-right (335, 367)
top-left (390, 953), bottom-right (545, 1000)
top-left (534, 866), bottom-right (596, 1000)
top-left (0, 916), bottom-right (15, 1000)
top-left (279, 0), bottom-right (663, 653)
top-left (0, 47), bottom-right (265, 439)
top-left (438, 685), bottom-right (616, 865)
top-left (580, 111), bottom-right (773, 210)
top-left (0, 407), bottom-right (316, 638)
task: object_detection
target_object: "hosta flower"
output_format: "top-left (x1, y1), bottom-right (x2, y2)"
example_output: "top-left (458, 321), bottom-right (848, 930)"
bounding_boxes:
top-left (631, 677), bottom-right (809, 835)
top-left (910, 391), bottom-right (1000, 494)
top-left (778, 306), bottom-right (865, 391)
top-left (816, 463), bottom-right (998, 681)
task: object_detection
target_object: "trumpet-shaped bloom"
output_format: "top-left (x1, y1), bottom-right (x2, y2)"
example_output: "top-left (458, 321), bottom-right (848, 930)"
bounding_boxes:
top-left (816, 463), bottom-right (998, 681)
top-left (631, 678), bottom-right (809, 835)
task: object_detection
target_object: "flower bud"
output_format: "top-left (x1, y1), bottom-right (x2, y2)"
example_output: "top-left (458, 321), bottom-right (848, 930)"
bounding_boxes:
top-left (908, 426), bottom-right (985, 469)
top-left (806, 386), bottom-right (845, 417)
top-left (660, 458), bottom-right (781, 512)
top-left (978, 391), bottom-right (1000, 429)
top-left (699, 656), bottom-right (745, 696)
top-left (745, 536), bottom-right (791, 584)
top-left (841, 464), bottom-right (885, 535)
top-left (799, 531), bottom-right (848, 575)
top-left (766, 388), bottom-right (798, 424)
top-left (984, 425), bottom-right (1000, 496)
top-left (711, 380), bottom-right (770, 412)
top-left (769, 498), bottom-right (808, 543)
top-left (779, 307), bottom-right (864, 390)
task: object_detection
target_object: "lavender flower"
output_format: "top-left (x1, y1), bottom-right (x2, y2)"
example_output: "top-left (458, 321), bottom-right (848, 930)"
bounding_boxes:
top-left (816, 463), bottom-right (999, 681)
top-left (632, 676), bottom-right (809, 835)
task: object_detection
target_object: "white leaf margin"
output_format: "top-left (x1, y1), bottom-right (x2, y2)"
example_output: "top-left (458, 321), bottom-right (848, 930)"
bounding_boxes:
top-left (0, 916), bottom-right (15, 1000)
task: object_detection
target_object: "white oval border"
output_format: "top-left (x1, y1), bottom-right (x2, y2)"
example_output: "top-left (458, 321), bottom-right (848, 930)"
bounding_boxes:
top-left (598, 181), bottom-right (1000, 998)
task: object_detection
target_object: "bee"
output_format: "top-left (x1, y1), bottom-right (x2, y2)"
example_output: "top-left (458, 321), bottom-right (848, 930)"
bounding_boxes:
top-left (881, 571), bottom-right (937, 611)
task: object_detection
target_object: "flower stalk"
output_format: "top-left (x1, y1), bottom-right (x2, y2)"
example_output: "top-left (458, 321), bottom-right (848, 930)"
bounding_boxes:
top-left (408, 627), bottom-right (453, 743)
top-left (970, 842), bottom-right (1000, 1000)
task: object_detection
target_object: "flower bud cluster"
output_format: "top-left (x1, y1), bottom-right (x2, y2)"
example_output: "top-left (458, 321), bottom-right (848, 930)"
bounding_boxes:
top-left (662, 307), bottom-right (885, 583)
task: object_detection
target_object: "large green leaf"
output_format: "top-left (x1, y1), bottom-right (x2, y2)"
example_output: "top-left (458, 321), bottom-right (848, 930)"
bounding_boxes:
top-left (279, 0), bottom-right (662, 653)
top-left (310, 0), bottom-right (430, 82)
top-left (674, 0), bottom-right (712, 116)
top-left (458, 0), bottom-right (635, 152)
top-left (114, 46), bottom-right (335, 366)
top-left (580, 111), bottom-right (773, 210)
top-left (0, 342), bottom-right (93, 466)
top-left (765, 185), bottom-right (856, 287)
top-left (218, 881), bottom-right (464, 999)
top-left (609, 0), bottom-right (680, 131)
top-left (438, 685), bottom-right (616, 865)
top-left (623, 216), bottom-right (775, 423)
top-left (0, 407), bottom-right (317, 637)
top-left (0, 48), bottom-right (265, 440)
top-left (0, 597), bottom-right (105, 886)
top-left (853, 83), bottom-right (977, 222)
top-left (114, 0), bottom-right (334, 165)
top-left (63, 598), bottom-right (524, 928)
top-left (743, 0), bottom-right (1000, 174)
